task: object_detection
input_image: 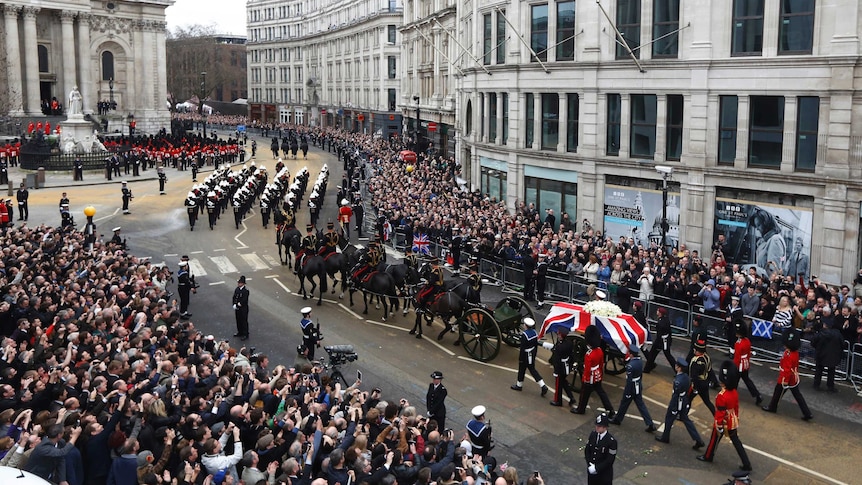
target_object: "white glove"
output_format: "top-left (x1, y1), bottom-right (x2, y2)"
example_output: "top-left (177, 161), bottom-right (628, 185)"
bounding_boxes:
top-left (232, 304), bottom-right (238, 310)
top-left (542, 342), bottom-right (554, 350)
top-left (588, 464), bottom-right (596, 474)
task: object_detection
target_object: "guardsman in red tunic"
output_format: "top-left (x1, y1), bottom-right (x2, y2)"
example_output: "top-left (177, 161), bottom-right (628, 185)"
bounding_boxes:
top-left (698, 361), bottom-right (752, 471)
top-left (761, 328), bottom-right (812, 420)
top-left (573, 326), bottom-right (616, 417)
top-left (733, 325), bottom-right (763, 405)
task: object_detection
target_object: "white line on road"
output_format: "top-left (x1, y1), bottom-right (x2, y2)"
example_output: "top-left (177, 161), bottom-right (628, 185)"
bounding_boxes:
top-left (94, 208), bottom-right (120, 223)
top-left (210, 256), bottom-right (239, 274)
top-left (209, 281), bottom-right (225, 286)
top-left (188, 259), bottom-right (207, 278)
top-left (240, 253), bottom-right (269, 272)
top-left (235, 215), bottom-right (251, 249)
top-left (190, 250), bottom-right (204, 254)
top-left (164, 253), bottom-right (178, 257)
top-left (262, 254), bottom-right (281, 267)
top-left (213, 248), bottom-right (226, 252)
top-left (273, 278), bottom-right (292, 294)
top-left (456, 355), bottom-right (515, 371)
top-left (337, 303), bottom-right (364, 320)
top-left (742, 444), bottom-right (847, 485)
top-left (265, 275), bottom-right (280, 279)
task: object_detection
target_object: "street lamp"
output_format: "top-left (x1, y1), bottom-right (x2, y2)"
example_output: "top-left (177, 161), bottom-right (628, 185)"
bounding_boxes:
top-left (413, 96), bottom-right (420, 152)
top-left (83, 206), bottom-right (96, 252)
top-left (108, 77), bottom-right (114, 110)
top-left (655, 165), bottom-right (673, 258)
top-left (200, 72), bottom-right (208, 138)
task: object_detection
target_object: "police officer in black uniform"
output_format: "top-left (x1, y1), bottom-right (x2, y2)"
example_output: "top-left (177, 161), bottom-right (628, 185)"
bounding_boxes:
top-left (585, 413), bottom-right (617, 485)
top-left (15, 183), bottom-right (28, 221)
top-left (177, 260), bottom-right (193, 319)
top-left (426, 371), bottom-right (447, 430)
top-left (74, 157), bottom-right (84, 181)
top-left (121, 181), bottom-right (133, 214)
top-left (190, 160), bottom-right (198, 182)
top-left (536, 252), bottom-right (549, 307)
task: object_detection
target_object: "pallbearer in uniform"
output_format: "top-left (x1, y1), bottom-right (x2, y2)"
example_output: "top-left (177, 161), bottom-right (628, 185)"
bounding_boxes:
top-left (656, 357), bottom-right (705, 449)
top-left (510, 317), bottom-right (549, 396)
top-left (610, 344), bottom-right (656, 432)
top-left (697, 361), bottom-right (753, 472)
top-left (573, 326), bottom-right (615, 417)
top-left (690, 338), bottom-right (716, 415)
top-left (542, 328), bottom-right (575, 410)
top-left (733, 325), bottom-right (763, 406)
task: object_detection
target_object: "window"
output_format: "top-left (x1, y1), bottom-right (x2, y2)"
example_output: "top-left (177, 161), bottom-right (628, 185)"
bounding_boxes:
top-left (718, 96), bottom-right (738, 165)
top-left (502, 93), bottom-right (509, 145)
top-left (795, 96), bottom-right (819, 171)
top-left (779, 0), bottom-right (815, 54)
top-left (388, 89), bottom-right (397, 111)
top-left (557, 1), bottom-right (575, 61)
top-left (653, 0), bottom-right (679, 57)
top-left (732, 0), bottom-right (764, 55)
top-left (748, 96), bottom-right (785, 168)
top-left (496, 11), bottom-right (506, 64)
top-left (607, 94), bottom-right (621, 155)
top-left (531, 4), bottom-right (549, 62)
top-left (388, 57), bottom-right (397, 79)
top-left (101, 51), bottom-right (115, 80)
top-left (526, 93), bottom-right (535, 148)
top-left (466, 100), bottom-right (473, 135)
top-left (483, 14), bottom-right (493, 65)
top-left (666, 95), bottom-right (683, 160)
top-left (481, 166), bottom-right (508, 201)
top-left (525, 177), bottom-right (577, 228)
top-left (388, 25), bottom-right (397, 44)
top-left (38, 45), bottom-right (49, 73)
top-left (567, 94), bottom-right (579, 152)
top-left (541, 93), bottom-right (559, 150)
top-left (489, 93), bottom-right (498, 141)
top-left (616, 0), bottom-right (641, 59)
top-left (630, 94), bottom-right (657, 158)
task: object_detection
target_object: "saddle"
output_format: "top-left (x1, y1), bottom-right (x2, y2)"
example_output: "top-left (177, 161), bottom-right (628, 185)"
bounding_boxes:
top-left (324, 252), bottom-right (339, 263)
top-left (361, 270), bottom-right (378, 284)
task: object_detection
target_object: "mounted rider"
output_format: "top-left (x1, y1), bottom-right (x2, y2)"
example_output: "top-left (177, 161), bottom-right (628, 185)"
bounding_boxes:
top-left (467, 258), bottom-right (482, 293)
top-left (416, 256), bottom-right (445, 312)
top-left (319, 220), bottom-right (340, 257)
top-left (352, 241), bottom-right (381, 284)
top-left (295, 224), bottom-right (317, 273)
top-left (404, 246), bottom-right (418, 269)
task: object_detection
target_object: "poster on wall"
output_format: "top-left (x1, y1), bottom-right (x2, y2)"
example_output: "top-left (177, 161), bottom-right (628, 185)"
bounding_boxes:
top-left (603, 184), bottom-right (680, 249)
top-left (713, 198), bottom-right (813, 280)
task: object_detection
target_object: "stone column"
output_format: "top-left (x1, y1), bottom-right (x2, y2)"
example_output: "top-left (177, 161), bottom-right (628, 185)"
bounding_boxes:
top-left (532, 91), bottom-right (541, 150)
top-left (3, 5), bottom-right (23, 115)
top-left (77, 14), bottom-right (92, 114)
top-left (21, 6), bottom-right (41, 115)
top-left (142, 21), bottom-right (156, 112)
top-left (481, 93), bottom-right (489, 143)
top-left (495, 91), bottom-right (504, 145)
top-left (557, 92), bottom-right (567, 152)
top-left (59, 11), bottom-right (77, 109)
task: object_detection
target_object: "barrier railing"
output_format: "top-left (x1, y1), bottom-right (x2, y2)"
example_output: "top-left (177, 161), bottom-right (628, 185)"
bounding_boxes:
top-left (850, 343), bottom-right (862, 393)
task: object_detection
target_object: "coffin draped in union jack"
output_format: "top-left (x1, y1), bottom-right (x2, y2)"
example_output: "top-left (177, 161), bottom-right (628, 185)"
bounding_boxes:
top-left (538, 302), bottom-right (649, 354)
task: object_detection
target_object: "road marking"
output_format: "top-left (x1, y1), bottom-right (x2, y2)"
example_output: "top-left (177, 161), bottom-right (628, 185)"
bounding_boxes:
top-left (214, 248), bottom-right (226, 252)
top-left (190, 250), bottom-right (204, 254)
top-left (235, 215), bottom-right (250, 249)
top-left (742, 444), bottom-right (848, 485)
top-left (338, 303), bottom-right (364, 320)
top-left (210, 256), bottom-right (239, 273)
top-left (95, 208), bottom-right (120, 223)
top-left (265, 274), bottom-right (280, 279)
top-left (456, 355), bottom-right (513, 370)
top-left (240, 253), bottom-right (269, 271)
top-left (188, 259), bottom-right (207, 277)
top-left (273, 278), bottom-right (292, 294)
top-left (164, 253), bottom-right (178, 257)
top-left (209, 281), bottom-right (225, 286)
top-left (262, 254), bottom-right (281, 267)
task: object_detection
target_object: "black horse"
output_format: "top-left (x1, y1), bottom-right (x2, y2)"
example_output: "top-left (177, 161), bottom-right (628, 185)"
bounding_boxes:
top-left (274, 215), bottom-right (301, 267)
top-left (348, 251), bottom-right (399, 321)
top-left (378, 261), bottom-right (422, 316)
top-left (412, 262), bottom-right (482, 341)
top-left (320, 232), bottom-right (352, 298)
top-left (297, 252), bottom-right (328, 306)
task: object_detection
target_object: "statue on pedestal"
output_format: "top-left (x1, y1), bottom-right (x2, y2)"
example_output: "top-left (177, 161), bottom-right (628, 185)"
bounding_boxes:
top-left (68, 86), bottom-right (83, 117)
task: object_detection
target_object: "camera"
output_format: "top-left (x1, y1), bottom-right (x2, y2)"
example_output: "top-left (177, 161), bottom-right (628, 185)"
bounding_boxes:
top-left (324, 345), bottom-right (359, 365)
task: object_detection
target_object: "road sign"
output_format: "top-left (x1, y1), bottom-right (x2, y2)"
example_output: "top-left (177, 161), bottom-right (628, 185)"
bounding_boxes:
top-left (357, 114), bottom-right (365, 121)
top-left (321, 109), bottom-right (327, 115)
top-left (428, 122), bottom-right (437, 132)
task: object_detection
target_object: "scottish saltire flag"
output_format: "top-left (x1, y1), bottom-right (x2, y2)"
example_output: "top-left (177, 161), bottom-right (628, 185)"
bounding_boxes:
top-left (412, 232), bottom-right (430, 254)
top-left (538, 302), bottom-right (648, 354)
top-left (751, 318), bottom-right (774, 339)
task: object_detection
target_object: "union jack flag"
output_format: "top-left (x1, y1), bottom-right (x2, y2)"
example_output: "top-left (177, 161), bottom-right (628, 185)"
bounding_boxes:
top-left (538, 302), bottom-right (648, 354)
top-left (412, 232), bottom-right (430, 255)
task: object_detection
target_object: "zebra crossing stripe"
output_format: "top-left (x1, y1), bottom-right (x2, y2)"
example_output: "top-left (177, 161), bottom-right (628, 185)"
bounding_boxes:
top-left (188, 259), bottom-right (207, 278)
top-left (262, 254), bottom-right (281, 267)
top-left (240, 253), bottom-right (269, 272)
top-left (210, 256), bottom-right (239, 274)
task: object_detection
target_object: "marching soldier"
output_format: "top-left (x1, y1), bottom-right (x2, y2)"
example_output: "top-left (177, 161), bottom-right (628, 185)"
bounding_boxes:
top-left (733, 324), bottom-right (763, 406)
top-left (206, 191), bottom-right (218, 230)
top-left (338, 198), bottom-right (353, 240)
top-left (542, 328), bottom-right (576, 410)
top-left (573, 326), bottom-right (616, 418)
top-left (191, 159), bottom-right (198, 182)
top-left (585, 413), bottom-right (617, 485)
top-left (689, 339), bottom-right (716, 415)
top-left (185, 195), bottom-right (198, 231)
top-left (697, 361), bottom-right (753, 472)
top-left (177, 260), bottom-right (193, 319)
top-left (121, 181), bottom-right (133, 214)
top-left (426, 371), bottom-right (447, 430)
top-left (158, 166), bottom-right (167, 195)
top-left (298, 307), bottom-right (320, 360)
top-left (510, 317), bottom-right (549, 396)
top-left (610, 344), bottom-right (656, 431)
top-left (656, 357), bottom-right (705, 449)
top-left (644, 307), bottom-right (675, 373)
top-left (319, 221), bottom-right (339, 256)
top-left (233, 197), bottom-right (243, 229)
top-left (260, 194), bottom-right (271, 229)
top-left (761, 328), bottom-right (812, 420)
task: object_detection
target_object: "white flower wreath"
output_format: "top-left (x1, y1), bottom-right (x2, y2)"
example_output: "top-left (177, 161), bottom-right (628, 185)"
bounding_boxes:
top-left (583, 300), bottom-right (624, 318)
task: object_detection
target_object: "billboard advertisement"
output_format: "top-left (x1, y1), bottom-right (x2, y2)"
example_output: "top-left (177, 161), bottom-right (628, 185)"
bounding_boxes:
top-left (603, 184), bottom-right (680, 249)
top-left (714, 197), bottom-right (813, 280)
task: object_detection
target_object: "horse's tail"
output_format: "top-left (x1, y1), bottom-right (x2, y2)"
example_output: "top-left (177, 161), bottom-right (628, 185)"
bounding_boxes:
top-left (319, 263), bottom-right (328, 293)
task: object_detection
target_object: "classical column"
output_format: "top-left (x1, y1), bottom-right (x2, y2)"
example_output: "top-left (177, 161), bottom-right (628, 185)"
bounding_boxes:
top-left (557, 92), bottom-right (567, 152)
top-left (481, 93), bottom-right (489, 143)
top-left (495, 91), bottom-right (504, 145)
top-left (76, 14), bottom-right (92, 114)
top-left (154, 21), bottom-right (168, 119)
top-left (532, 92), bottom-right (541, 150)
top-left (59, 11), bottom-right (77, 109)
top-left (142, 21), bottom-right (156, 111)
top-left (21, 6), bottom-right (41, 115)
top-left (3, 5), bottom-right (23, 115)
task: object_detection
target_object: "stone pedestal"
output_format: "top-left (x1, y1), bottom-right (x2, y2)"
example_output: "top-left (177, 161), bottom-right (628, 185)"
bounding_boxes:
top-left (60, 115), bottom-right (105, 154)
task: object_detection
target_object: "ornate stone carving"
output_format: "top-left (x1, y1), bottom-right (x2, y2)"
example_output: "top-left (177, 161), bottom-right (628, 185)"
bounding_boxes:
top-left (77, 13), bottom-right (92, 25)
top-left (58, 10), bottom-right (77, 22)
top-left (2, 5), bottom-right (21, 17)
top-left (21, 6), bottom-right (40, 19)
top-left (90, 14), bottom-right (132, 34)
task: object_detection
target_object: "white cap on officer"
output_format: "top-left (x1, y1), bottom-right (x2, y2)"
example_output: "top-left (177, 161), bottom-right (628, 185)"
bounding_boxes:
top-left (523, 317), bottom-right (535, 327)
top-left (300, 307), bottom-right (312, 315)
top-left (342, 199), bottom-right (349, 206)
top-left (471, 405), bottom-right (486, 417)
top-left (112, 227), bottom-right (121, 232)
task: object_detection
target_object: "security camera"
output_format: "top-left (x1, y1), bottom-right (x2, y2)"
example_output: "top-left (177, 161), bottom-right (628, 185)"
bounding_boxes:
top-left (654, 165), bottom-right (673, 175)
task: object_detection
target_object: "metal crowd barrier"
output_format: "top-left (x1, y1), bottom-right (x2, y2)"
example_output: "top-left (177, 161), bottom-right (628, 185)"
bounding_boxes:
top-left (850, 343), bottom-right (862, 393)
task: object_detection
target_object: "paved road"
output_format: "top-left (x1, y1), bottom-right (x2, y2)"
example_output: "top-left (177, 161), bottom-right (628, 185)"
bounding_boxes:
top-left (9, 132), bottom-right (862, 484)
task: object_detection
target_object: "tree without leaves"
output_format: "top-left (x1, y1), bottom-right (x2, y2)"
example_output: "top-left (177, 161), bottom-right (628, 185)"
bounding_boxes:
top-left (165, 24), bottom-right (239, 114)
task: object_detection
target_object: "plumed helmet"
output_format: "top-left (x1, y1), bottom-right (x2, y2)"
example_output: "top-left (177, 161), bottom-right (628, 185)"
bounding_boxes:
top-left (782, 327), bottom-right (802, 352)
top-left (718, 360), bottom-right (740, 390)
top-left (585, 325), bottom-right (602, 349)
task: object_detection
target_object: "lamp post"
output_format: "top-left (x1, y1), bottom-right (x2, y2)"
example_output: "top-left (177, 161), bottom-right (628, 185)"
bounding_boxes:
top-left (108, 77), bottom-right (114, 110)
top-left (655, 165), bottom-right (673, 258)
top-left (83, 206), bottom-right (96, 253)
top-left (413, 95), bottom-right (420, 152)
top-left (200, 72), bottom-right (208, 138)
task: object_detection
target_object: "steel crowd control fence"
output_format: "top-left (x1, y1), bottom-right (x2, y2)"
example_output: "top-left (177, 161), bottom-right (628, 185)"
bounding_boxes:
top-left (850, 343), bottom-right (862, 393)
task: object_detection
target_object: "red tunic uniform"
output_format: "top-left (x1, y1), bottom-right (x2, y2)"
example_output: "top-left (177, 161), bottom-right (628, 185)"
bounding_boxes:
top-left (733, 337), bottom-right (751, 373)
top-left (714, 388), bottom-right (740, 431)
top-left (778, 349), bottom-right (799, 387)
top-left (583, 346), bottom-right (605, 384)
top-left (338, 205), bottom-right (353, 224)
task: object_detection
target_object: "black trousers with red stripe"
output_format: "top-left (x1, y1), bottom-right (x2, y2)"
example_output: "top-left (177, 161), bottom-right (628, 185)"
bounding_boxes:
top-left (702, 426), bottom-right (751, 469)
top-left (552, 373), bottom-right (575, 405)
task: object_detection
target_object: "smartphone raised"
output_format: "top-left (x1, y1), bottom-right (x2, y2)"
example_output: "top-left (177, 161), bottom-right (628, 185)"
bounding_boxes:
top-left (357, 370), bottom-right (362, 381)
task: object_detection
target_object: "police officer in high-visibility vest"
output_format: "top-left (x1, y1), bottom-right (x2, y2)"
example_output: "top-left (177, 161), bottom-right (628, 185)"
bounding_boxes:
top-left (510, 317), bottom-right (549, 396)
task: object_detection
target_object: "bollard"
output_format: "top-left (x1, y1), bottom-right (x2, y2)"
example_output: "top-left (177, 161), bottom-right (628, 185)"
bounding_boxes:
top-left (6, 181), bottom-right (12, 197)
top-left (37, 167), bottom-right (45, 189)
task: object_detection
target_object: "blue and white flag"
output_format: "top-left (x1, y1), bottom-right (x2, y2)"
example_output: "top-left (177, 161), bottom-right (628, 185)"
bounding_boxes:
top-left (751, 318), bottom-right (774, 339)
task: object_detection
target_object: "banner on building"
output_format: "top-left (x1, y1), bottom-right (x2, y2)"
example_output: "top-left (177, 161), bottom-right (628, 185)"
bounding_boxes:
top-left (713, 197), bottom-right (812, 280)
top-left (603, 184), bottom-right (680, 249)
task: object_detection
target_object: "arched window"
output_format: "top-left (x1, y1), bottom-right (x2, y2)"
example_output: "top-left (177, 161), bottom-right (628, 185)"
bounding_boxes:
top-left (37, 45), bottom-right (49, 73)
top-left (101, 51), bottom-right (114, 80)
top-left (465, 100), bottom-right (473, 135)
